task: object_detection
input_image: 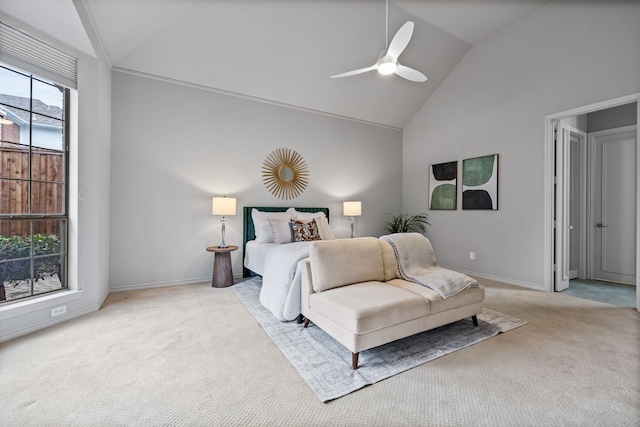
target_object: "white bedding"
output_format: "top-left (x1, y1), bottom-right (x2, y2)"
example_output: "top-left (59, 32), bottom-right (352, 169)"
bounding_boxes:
top-left (258, 241), bottom-right (313, 321)
top-left (243, 207), bottom-right (333, 321)
top-left (243, 240), bottom-right (279, 276)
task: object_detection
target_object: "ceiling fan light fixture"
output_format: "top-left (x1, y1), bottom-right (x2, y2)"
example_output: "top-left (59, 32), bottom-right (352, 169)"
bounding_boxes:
top-left (330, 0), bottom-right (427, 82)
top-left (378, 61), bottom-right (397, 75)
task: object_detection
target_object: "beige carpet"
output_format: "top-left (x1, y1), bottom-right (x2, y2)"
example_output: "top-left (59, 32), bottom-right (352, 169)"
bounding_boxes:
top-left (1, 278), bottom-right (639, 426)
top-left (232, 277), bottom-right (527, 402)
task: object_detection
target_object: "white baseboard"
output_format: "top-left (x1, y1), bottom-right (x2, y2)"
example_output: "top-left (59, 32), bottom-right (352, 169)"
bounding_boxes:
top-left (0, 304), bottom-right (100, 343)
top-left (441, 266), bottom-right (545, 291)
top-left (109, 277), bottom-right (212, 293)
top-left (111, 270), bottom-right (545, 294)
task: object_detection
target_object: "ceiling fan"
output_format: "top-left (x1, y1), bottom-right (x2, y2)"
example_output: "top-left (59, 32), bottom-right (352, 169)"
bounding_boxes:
top-left (331, 0), bottom-right (427, 82)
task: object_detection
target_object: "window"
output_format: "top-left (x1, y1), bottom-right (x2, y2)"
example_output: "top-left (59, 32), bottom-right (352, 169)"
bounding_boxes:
top-left (0, 64), bottom-right (69, 303)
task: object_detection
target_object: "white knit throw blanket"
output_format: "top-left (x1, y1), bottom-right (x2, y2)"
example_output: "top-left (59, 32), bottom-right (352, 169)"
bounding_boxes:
top-left (380, 233), bottom-right (478, 299)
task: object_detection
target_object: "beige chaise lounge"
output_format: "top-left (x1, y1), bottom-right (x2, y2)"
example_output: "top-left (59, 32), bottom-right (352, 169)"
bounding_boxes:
top-left (300, 236), bottom-right (484, 369)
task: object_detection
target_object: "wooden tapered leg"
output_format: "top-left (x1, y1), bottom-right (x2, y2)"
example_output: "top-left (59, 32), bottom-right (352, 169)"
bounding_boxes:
top-left (352, 352), bottom-right (359, 370)
top-left (303, 318), bottom-right (310, 328)
top-left (212, 251), bottom-right (233, 288)
top-left (472, 315), bottom-right (478, 326)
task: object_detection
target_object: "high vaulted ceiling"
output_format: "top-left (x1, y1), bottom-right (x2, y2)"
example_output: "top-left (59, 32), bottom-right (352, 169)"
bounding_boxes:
top-left (0, 0), bottom-right (550, 129)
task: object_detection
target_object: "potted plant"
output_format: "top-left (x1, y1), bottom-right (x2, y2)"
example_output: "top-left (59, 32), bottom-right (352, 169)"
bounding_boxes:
top-left (384, 210), bottom-right (430, 235)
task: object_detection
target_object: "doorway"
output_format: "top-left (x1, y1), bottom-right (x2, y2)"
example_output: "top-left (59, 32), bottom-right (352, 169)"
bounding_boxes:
top-left (544, 93), bottom-right (640, 312)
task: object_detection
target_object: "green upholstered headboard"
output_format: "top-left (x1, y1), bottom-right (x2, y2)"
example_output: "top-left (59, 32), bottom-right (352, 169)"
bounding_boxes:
top-left (242, 206), bottom-right (330, 277)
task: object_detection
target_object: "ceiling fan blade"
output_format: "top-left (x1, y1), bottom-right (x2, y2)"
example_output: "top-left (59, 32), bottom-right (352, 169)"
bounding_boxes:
top-left (395, 64), bottom-right (427, 82)
top-left (387, 21), bottom-right (414, 59)
top-left (330, 65), bottom-right (377, 79)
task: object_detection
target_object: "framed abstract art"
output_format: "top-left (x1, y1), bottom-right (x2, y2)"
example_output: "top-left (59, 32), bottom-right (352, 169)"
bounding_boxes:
top-left (462, 154), bottom-right (499, 210)
top-left (429, 161), bottom-right (457, 210)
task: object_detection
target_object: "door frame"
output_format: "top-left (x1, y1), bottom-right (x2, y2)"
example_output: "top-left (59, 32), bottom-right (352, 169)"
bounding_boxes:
top-left (543, 92), bottom-right (640, 312)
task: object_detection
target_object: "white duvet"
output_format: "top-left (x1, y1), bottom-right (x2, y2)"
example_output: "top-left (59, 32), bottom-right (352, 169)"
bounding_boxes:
top-left (258, 241), bottom-right (313, 321)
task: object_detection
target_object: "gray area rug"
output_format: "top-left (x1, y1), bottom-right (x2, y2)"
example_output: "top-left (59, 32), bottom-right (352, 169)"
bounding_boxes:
top-left (232, 277), bottom-right (527, 402)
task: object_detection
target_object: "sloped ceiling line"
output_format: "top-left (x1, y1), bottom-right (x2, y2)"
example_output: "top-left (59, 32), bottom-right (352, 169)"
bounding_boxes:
top-left (84, 0), bottom-right (467, 129)
top-left (0, 0), bottom-right (551, 129)
top-left (113, 66), bottom-right (403, 131)
top-left (74, 0), bottom-right (112, 67)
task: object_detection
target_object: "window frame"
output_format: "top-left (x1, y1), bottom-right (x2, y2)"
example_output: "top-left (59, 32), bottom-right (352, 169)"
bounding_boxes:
top-left (0, 64), bottom-right (70, 304)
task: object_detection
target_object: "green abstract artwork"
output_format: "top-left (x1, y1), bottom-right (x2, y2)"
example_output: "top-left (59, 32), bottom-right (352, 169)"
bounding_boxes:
top-left (462, 154), bottom-right (498, 210)
top-left (429, 161), bottom-right (457, 210)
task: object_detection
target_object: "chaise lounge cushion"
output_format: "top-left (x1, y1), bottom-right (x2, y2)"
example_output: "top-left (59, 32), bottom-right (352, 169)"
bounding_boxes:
top-left (386, 279), bottom-right (484, 314)
top-left (310, 237), bottom-right (385, 292)
top-left (309, 281), bottom-right (431, 334)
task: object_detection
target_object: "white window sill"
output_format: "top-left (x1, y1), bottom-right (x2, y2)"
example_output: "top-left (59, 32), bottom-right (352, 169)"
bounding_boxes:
top-left (0, 290), bottom-right (83, 320)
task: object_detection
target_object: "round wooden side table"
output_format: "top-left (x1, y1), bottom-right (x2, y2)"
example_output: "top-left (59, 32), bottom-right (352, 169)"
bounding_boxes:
top-left (206, 245), bottom-right (239, 288)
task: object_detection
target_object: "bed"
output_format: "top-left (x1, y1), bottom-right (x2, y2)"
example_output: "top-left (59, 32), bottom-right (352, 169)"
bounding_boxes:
top-left (242, 206), bottom-right (331, 322)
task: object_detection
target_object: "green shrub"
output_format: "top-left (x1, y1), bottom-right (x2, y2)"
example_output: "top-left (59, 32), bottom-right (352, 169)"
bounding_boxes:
top-left (0, 234), bottom-right (60, 284)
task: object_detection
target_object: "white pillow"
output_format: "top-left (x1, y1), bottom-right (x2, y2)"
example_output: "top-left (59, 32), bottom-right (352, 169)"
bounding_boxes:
top-left (315, 215), bottom-right (335, 240)
top-left (269, 219), bottom-right (293, 244)
top-left (289, 208), bottom-right (326, 221)
top-left (252, 209), bottom-right (293, 243)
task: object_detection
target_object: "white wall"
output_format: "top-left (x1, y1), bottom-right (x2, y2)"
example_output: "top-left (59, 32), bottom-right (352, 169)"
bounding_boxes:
top-left (402, 0), bottom-right (640, 289)
top-left (0, 11), bottom-right (112, 342)
top-left (109, 71), bottom-right (402, 291)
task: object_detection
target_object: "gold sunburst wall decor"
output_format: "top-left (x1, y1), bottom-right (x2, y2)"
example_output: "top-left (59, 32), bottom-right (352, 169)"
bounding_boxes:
top-left (262, 148), bottom-right (309, 200)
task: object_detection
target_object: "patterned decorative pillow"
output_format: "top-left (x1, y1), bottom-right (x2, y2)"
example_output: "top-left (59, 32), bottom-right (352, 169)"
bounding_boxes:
top-left (308, 215), bottom-right (335, 240)
top-left (289, 209), bottom-right (335, 240)
top-left (291, 219), bottom-right (320, 242)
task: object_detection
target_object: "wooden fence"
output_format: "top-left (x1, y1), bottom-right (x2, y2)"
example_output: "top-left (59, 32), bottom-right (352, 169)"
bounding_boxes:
top-left (1, 143), bottom-right (64, 237)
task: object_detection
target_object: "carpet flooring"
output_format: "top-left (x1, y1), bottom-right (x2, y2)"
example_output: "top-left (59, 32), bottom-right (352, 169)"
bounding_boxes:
top-left (1, 278), bottom-right (638, 426)
top-left (232, 278), bottom-right (527, 402)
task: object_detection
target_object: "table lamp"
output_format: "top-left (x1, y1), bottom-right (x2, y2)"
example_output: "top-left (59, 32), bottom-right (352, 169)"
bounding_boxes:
top-left (212, 196), bottom-right (236, 248)
top-left (343, 201), bottom-right (362, 238)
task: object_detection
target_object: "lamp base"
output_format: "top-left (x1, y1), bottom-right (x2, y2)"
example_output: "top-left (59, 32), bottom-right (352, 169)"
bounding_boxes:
top-left (219, 217), bottom-right (228, 248)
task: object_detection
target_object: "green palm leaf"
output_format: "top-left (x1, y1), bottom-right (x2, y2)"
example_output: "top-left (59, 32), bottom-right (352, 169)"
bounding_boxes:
top-left (384, 210), bottom-right (430, 235)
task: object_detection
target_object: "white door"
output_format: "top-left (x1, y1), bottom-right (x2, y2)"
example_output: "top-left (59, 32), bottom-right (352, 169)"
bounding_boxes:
top-left (592, 126), bottom-right (637, 285)
top-left (555, 122), bottom-right (571, 291)
top-left (569, 138), bottom-right (580, 280)
top-left (569, 129), bottom-right (588, 279)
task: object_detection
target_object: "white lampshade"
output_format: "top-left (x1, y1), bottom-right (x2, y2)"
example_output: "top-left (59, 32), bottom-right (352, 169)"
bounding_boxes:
top-left (212, 197), bottom-right (236, 216)
top-left (343, 201), bottom-right (362, 217)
